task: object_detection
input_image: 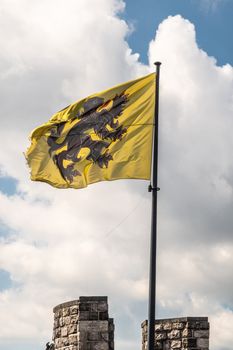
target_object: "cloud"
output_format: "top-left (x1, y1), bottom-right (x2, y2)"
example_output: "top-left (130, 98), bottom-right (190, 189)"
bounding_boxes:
top-left (148, 14), bottom-right (233, 349)
top-left (0, 3), bottom-right (233, 350)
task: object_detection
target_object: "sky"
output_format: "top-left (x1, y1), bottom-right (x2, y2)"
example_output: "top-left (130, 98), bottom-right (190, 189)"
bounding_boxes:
top-left (0, 0), bottom-right (233, 350)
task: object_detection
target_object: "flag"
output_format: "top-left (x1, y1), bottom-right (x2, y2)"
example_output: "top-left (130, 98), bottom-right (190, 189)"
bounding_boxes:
top-left (26, 73), bottom-right (155, 189)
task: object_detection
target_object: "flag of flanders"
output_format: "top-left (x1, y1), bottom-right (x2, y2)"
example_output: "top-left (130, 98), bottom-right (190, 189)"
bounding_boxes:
top-left (26, 73), bottom-right (155, 189)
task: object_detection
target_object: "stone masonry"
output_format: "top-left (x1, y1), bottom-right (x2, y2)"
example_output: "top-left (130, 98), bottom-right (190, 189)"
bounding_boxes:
top-left (53, 296), bottom-right (114, 350)
top-left (141, 317), bottom-right (209, 350)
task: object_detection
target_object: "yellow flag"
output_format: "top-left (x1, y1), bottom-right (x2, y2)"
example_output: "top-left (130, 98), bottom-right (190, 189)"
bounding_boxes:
top-left (26, 73), bottom-right (155, 189)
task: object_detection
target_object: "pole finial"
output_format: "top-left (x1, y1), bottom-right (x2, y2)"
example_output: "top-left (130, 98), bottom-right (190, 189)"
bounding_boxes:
top-left (154, 61), bottom-right (161, 66)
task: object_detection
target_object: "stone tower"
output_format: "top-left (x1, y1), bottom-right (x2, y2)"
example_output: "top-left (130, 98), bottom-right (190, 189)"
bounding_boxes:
top-left (141, 317), bottom-right (209, 350)
top-left (53, 296), bottom-right (114, 350)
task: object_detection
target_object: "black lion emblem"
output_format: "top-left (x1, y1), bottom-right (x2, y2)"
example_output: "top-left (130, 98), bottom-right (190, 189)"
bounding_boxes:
top-left (47, 92), bottom-right (128, 183)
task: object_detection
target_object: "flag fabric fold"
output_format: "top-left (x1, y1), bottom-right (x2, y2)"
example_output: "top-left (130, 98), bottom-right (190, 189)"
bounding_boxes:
top-left (26, 73), bottom-right (155, 189)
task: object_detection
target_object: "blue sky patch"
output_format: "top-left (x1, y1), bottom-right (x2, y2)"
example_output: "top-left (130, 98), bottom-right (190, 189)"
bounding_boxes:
top-left (0, 176), bottom-right (18, 196)
top-left (0, 222), bottom-right (12, 238)
top-left (122, 0), bottom-right (233, 65)
top-left (0, 269), bottom-right (13, 291)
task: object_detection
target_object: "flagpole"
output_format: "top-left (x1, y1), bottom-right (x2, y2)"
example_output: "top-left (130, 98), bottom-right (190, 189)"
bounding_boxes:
top-left (147, 61), bottom-right (161, 350)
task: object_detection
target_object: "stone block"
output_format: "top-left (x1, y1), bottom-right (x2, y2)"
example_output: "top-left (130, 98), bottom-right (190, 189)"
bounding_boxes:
top-left (54, 319), bottom-right (60, 328)
top-left (78, 341), bottom-right (86, 350)
top-left (61, 327), bottom-right (68, 337)
top-left (96, 321), bottom-right (109, 332)
top-left (155, 341), bottom-right (163, 349)
top-left (55, 337), bottom-right (63, 347)
top-left (182, 328), bottom-right (192, 337)
top-left (197, 338), bottom-right (209, 348)
top-left (193, 330), bottom-right (209, 338)
top-left (70, 315), bottom-right (79, 324)
top-left (59, 317), bottom-right (65, 327)
top-left (64, 316), bottom-right (71, 325)
top-left (171, 340), bottom-right (181, 349)
top-left (92, 342), bottom-right (109, 350)
top-left (168, 330), bottom-right (181, 339)
top-left (79, 303), bottom-right (91, 311)
top-left (109, 340), bottom-right (114, 350)
top-left (87, 331), bottom-right (101, 341)
top-left (163, 340), bottom-right (171, 350)
top-left (53, 327), bottom-right (61, 338)
top-left (89, 312), bottom-right (99, 320)
top-left (172, 322), bottom-right (185, 330)
top-left (78, 320), bottom-right (109, 332)
top-left (55, 309), bottom-right (62, 318)
top-left (163, 322), bottom-right (172, 330)
top-left (77, 321), bottom-right (93, 332)
top-left (63, 308), bottom-right (70, 317)
top-left (101, 332), bottom-right (109, 342)
top-left (91, 303), bottom-right (98, 312)
top-left (99, 312), bottom-right (108, 320)
top-left (97, 302), bottom-right (108, 312)
top-left (141, 320), bottom-right (147, 328)
top-left (68, 324), bottom-right (77, 334)
top-left (108, 320), bottom-right (114, 332)
top-left (68, 334), bottom-right (78, 345)
top-left (186, 321), bottom-right (209, 330)
top-left (62, 337), bottom-right (69, 346)
top-left (155, 323), bottom-right (163, 331)
top-left (79, 297), bottom-right (107, 303)
top-left (155, 332), bottom-right (167, 340)
top-left (79, 311), bottom-right (90, 320)
top-left (199, 321), bottom-right (209, 330)
top-left (109, 331), bottom-right (114, 341)
top-left (70, 306), bottom-right (79, 315)
top-left (182, 338), bottom-right (197, 348)
top-left (77, 331), bottom-right (87, 342)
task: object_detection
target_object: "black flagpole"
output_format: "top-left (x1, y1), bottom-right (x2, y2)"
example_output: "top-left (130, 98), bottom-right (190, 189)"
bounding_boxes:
top-left (148, 61), bottom-right (161, 350)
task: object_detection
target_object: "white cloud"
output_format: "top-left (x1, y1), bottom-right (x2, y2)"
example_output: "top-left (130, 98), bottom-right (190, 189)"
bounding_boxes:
top-left (0, 3), bottom-right (233, 350)
top-left (148, 14), bottom-right (233, 349)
